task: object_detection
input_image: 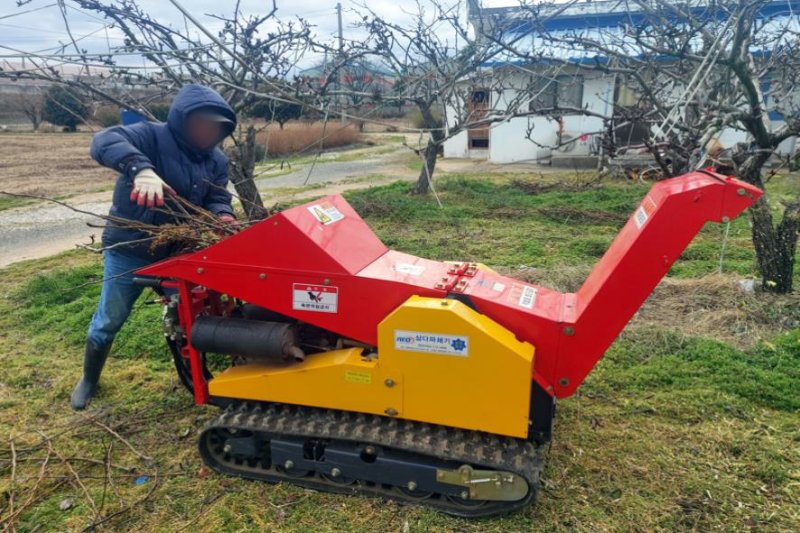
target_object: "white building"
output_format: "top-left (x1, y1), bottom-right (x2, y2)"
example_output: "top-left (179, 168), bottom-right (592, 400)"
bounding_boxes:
top-left (443, 0), bottom-right (800, 165)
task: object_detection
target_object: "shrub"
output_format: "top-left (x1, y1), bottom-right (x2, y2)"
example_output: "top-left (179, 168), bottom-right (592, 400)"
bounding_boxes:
top-left (254, 122), bottom-right (361, 158)
top-left (248, 100), bottom-right (302, 128)
top-left (42, 85), bottom-right (89, 132)
top-left (148, 103), bottom-right (170, 122)
top-left (406, 107), bottom-right (442, 130)
top-left (94, 105), bottom-right (121, 127)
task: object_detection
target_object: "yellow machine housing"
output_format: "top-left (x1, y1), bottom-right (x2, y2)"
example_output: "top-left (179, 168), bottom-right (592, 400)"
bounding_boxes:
top-left (208, 296), bottom-right (535, 438)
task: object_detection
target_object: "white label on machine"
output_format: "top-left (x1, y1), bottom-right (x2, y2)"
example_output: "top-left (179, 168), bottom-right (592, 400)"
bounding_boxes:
top-left (634, 196), bottom-right (657, 229)
top-left (509, 283), bottom-right (537, 309)
top-left (292, 284), bottom-right (339, 313)
top-left (394, 330), bottom-right (469, 357)
top-left (491, 281), bottom-right (506, 292)
top-left (394, 263), bottom-right (425, 276)
top-left (517, 285), bottom-right (537, 309)
top-left (634, 206), bottom-right (648, 228)
top-left (307, 201), bottom-right (344, 225)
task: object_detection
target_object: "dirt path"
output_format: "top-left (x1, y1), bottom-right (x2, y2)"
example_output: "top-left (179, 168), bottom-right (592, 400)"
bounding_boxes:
top-left (255, 148), bottom-right (412, 188)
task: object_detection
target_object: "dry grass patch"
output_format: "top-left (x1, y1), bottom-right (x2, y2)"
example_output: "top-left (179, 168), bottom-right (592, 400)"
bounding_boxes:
top-left (636, 275), bottom-right (800, 349)
top-left (255, 122), bottom-right (361, 158)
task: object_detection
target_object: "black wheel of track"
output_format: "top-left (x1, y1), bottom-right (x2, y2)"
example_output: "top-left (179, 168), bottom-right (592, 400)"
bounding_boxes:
top-left (445, 493), bottom-right (489, 509)
top-left (166, 336), bottom-right (213, 394)
top-left (203, 428), bottom-right (268, 469)
top-left (395, 486), bottom-right (435, 500)
top-left (321, 472), bottom-right (358, 485)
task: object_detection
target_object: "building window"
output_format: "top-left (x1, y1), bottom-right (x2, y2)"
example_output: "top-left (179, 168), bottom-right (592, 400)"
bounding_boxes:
top-left (529, 75), bottom-right (583, 112)
top-left (471, 90), bottom-right (489, 104)
top-left (468, 88), bottom-right (490, 149)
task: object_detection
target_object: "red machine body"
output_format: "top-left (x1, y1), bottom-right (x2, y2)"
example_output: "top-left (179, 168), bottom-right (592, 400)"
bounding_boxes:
top-left (138, 171), bottom-right (761, 405)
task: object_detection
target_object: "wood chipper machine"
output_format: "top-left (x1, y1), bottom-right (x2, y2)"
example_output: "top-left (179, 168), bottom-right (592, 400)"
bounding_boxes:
top-left (134, 171), bottom-right (761, 517)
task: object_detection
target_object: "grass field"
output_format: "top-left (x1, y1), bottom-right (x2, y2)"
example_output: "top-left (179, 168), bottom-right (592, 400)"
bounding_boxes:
top-left (0, 173), bottom-right (798, 532)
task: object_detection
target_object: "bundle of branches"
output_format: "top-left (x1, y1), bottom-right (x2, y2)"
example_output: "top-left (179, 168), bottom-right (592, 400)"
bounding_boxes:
top-left (144, 195), bottom-right (240, 254)
top-left (0, 191), bottom-right (242, 256)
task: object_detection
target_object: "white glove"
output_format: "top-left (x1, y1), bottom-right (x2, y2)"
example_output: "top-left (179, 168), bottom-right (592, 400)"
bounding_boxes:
top-left (130, 168), bottom-right (175, 208)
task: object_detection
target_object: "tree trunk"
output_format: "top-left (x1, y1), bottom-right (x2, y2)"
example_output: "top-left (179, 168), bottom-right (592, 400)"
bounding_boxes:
top-left (226, 125), bottom-right (269, 221)
top-left (413, 137), bottom-right (438, 194)
top-left (737, 153), bottom-right (798, 293)
top-left (412, 103), bottom-right (443, 195)
top-left (776, 199), bottom-right (800, 290)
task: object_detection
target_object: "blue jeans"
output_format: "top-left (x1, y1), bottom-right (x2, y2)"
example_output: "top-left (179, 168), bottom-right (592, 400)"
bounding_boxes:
top-left (86, 250), bottom-right (154, 347)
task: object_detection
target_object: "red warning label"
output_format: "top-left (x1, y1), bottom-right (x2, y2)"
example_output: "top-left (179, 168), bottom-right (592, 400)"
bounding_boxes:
top-left (292, 284), bottom-right (339, 313)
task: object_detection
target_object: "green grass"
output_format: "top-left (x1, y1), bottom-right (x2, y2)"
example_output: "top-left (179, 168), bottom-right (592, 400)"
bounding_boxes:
top-left (0, 174), bottom-right (798, 531)
top-left (0, 196), bottom-right (35, 212)
top-left (598, 327), bottom-right (800, 412)
top-left (346, 175), bottom-right (779, 280)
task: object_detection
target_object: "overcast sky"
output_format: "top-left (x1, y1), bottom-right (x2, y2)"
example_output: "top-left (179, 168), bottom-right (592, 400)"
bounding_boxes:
top-left (0, 0), bottom-right (521, 71)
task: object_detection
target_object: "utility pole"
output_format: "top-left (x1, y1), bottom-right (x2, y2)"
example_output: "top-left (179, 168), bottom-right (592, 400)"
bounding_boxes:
top-left (337, 2), bottom-right (345, 123)
top-left (336, 3), bottom-right (344, 53)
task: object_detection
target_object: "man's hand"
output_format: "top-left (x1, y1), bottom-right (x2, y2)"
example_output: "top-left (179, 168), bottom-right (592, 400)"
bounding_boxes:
top-left (218, 214), bottom-right (239, 229)
top-left (130, 169), bottom-right (175, 208)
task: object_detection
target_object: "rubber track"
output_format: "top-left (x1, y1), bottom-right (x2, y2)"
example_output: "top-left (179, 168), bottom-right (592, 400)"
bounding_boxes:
top-left (199, 401), bottom-right (546, 517)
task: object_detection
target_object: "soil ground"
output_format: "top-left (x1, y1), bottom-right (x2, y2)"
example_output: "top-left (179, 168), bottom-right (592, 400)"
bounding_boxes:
top-left (0, 133), bottom-right (115, 198)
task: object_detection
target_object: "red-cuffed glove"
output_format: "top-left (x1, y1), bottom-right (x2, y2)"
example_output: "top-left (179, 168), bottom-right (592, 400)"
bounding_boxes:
top-left (130, 169), bottom-right (175, 208)
top-left (219, 214), bottom-right (239, 229)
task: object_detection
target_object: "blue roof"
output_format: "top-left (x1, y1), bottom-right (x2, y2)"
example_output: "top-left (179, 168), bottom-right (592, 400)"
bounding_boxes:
top-left (475, 0), bottom-right (800, 33)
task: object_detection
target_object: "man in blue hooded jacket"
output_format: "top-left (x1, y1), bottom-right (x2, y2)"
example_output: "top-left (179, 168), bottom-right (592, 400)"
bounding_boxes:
top-left (71, 84), bottom-right (238, 410)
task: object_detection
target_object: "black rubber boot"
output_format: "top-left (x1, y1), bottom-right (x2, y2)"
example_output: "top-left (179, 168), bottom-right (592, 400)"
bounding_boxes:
top-left (71, 340), bottom-right (111, 410)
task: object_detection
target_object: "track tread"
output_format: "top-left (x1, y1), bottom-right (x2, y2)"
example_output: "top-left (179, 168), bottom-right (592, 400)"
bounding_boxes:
top-left (199, 401), bottom-right (546, 517)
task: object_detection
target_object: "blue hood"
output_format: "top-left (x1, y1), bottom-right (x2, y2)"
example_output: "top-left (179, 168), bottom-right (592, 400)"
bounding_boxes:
top-left (167, 84), bottom-right (237, 156)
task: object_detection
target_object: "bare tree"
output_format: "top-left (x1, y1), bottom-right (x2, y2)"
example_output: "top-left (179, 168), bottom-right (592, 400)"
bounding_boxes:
top-left (8, 89), bottom-right (45, 131)
top-left (497, 0), bottom-right (800, 292)
top-left (346, 1), bottom-right (548, 194)
top-left (3, 0), bottom-right (316, 221)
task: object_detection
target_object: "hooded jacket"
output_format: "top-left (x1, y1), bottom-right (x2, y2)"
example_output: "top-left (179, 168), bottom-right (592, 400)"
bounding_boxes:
top-left (90, 84), bottom-right (237, 259)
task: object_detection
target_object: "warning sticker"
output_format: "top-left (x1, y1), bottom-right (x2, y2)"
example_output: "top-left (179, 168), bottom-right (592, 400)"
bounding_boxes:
top-left (307, 201), bottom-right (344, 225)
top-left (394, 330), bottom-right (469, 357)
top-left (292, 283), bottom-right (339, 313)
top-left (509, 283), bottom-right (537, 309)
top-left (344, 371), bottom-right (371, 384)
top-left (393, 263), bottom-right (425, 276)
top-left (634, 196), bottom-right (657, 229)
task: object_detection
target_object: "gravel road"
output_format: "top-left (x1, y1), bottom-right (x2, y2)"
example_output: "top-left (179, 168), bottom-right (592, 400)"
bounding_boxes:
top-left (0, 199), bottom-right (112, 267)
top-left (255, 153), bottom-right (406, 188)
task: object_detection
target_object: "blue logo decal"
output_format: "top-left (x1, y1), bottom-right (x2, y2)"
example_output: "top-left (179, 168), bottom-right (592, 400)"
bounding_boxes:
top-left (450, 338), bottom-right (467, 352)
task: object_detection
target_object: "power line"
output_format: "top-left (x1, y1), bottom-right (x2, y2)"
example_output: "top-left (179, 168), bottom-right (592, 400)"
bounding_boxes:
top-left (0, 2), bottom-right (57, 21)
top-left (0, 21), bottom-right (121, 38)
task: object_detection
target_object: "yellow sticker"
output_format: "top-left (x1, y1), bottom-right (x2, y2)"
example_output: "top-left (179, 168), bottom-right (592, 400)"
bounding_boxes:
top-left (344, 371), bottom-right (372, 384)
